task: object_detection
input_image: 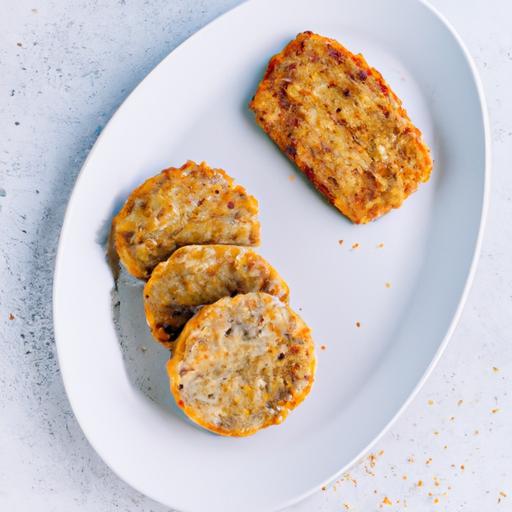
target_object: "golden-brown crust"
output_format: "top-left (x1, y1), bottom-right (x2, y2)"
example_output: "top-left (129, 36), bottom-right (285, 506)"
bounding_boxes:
top-left (112, 161), bottom-right (260, 279)
top-left (143, 245), bottom-right (289, 349)
top-left (249, 31), bottom-right (433, 224)
top-left (167, 293), bottom-right (315, 437)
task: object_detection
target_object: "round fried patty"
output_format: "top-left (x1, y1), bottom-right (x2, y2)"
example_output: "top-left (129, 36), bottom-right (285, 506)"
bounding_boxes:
top-left (167, 292), bottom-right (315, 437)
top-left (144, 245), bottom-right (289, 348)
top-left (112, 161), bottom-right (260, 279)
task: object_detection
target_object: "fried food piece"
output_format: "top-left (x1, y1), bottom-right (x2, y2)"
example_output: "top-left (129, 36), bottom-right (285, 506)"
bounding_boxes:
top-left (167, 292), bottom-right (315, 436)
top-left (112, 161), bottom-right (260, 279)
top-left (249, 31), bottom-right (433, 224)
top-left (144, 245), bottom-right (289, 348)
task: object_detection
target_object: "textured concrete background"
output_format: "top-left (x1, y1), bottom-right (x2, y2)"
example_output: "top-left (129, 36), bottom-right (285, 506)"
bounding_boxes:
top-left (1, 1), bottom-right (511, 510)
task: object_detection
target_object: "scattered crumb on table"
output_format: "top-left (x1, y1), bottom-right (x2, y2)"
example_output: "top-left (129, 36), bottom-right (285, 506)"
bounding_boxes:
top-left (352, 242), bottom-right (360, 249)
top-left (355, 321), bottom-right (361, 328)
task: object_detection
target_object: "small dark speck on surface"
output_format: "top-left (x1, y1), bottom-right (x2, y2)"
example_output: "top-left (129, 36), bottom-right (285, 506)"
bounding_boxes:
top-left (16, 42), bottom-right (22, 47)
top-left (0, 188), bottom-right (6, 197)
top-left (14, 121), bottom-right (20, 126)
top-left (10, 89), bottom-right (15, 96)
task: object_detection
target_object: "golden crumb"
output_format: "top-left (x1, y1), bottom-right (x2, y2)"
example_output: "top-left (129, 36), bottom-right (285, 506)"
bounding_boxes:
top-left (426, 458), bottom-right (432, 465)
top-left (382, 496), bottom-right (392, 506)
top-left (500, 491), bottom-right (507, 497)
top-left (417, 480), bottom-right (423, 487)
top-left (320, 344), bottom-right (327, 351)
top-left (356, 321), bottom-right (361, 328)
top-left (433, 477), bottom-right (440, 487)
top-left (352, 242), bottom-right (360, 249)
top-left (407, 456), bottom-right (415, 464)
top-left (321, 486), bottom-right (327, 491)
top-left (460, 464), bottom-right (465, 471)
top-left (338, 239), bottom-right (344, 245)
top-left (428, 492), bottom-right (433, 497)
top-left (443, 445), bottom-right (448, 450)
top-left (450, 416), bottom-right (455, 421)
top-left (428, 399), bottom-right (434, 405)
top-left (433, 431), bottom-right (439, 436)
top-left (8, 313), bottom-right (15, 320)
top-left (385, 282), bottom-right (392, 288)
top-left (343, 504), bottom-right (351, 510)
top-left (377, 243), bottom-right (385, 248)
top-left (378, 450), bottom-right (385, 456)
top-left (491, 408), bottom-right (500, 414)
top-left (434, 498), bottom-right (439, 504)
top-left (457, 399), bottom-right (464, 406)
top-left (288, 174), bottom-right (296, 182)
top-left (402, 475), bottom-right (408, 480)
top-left (492, 366), bottom-right (500, 373)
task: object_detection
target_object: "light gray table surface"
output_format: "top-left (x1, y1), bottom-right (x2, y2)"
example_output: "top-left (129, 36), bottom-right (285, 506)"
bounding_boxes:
top-left (1, 1), bottom-right (511, 510)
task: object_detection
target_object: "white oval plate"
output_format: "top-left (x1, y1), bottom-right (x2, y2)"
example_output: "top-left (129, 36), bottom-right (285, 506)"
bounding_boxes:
top-left (53, 0), bottom-right (489, 510)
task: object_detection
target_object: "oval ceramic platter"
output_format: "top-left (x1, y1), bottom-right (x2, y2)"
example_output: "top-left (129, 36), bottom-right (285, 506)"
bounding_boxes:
top-left (53, 0), bottom-right (489, 510)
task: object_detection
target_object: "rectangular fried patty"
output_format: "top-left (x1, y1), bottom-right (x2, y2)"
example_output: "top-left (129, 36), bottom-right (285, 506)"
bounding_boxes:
top-left (249, 31), bottom-right (432, 224)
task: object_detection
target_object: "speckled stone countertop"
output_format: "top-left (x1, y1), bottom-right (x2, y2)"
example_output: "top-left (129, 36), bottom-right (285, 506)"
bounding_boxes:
top-left (1, 1), bottom-right (511, 510)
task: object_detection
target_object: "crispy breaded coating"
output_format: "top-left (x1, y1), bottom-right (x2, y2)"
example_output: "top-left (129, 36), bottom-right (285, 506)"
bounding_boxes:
top-left (167, 292), bottom-right (315, 436)
top-left (249, 31), bottom-right (433, 223)
top-left (112, 161), bottom-right (260, 279)
top-left (144, 245), bottom-right (289, 348)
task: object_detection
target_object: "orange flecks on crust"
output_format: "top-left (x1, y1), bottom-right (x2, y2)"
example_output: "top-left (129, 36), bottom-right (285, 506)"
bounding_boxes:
top-left (144, 245), bottom-right (289, 348)
top-left (112, 160), bottom-right (260, 279)
top-left (250, 31), bottom-right (432, 224)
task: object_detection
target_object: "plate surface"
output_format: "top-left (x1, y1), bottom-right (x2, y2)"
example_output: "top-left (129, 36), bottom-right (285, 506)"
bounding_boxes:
top-left (53, 0), bottom-right (488, 511)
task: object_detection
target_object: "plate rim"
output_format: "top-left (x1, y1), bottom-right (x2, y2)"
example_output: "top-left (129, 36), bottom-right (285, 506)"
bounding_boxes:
top-left (52, 0), bottom-right (491, 510)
